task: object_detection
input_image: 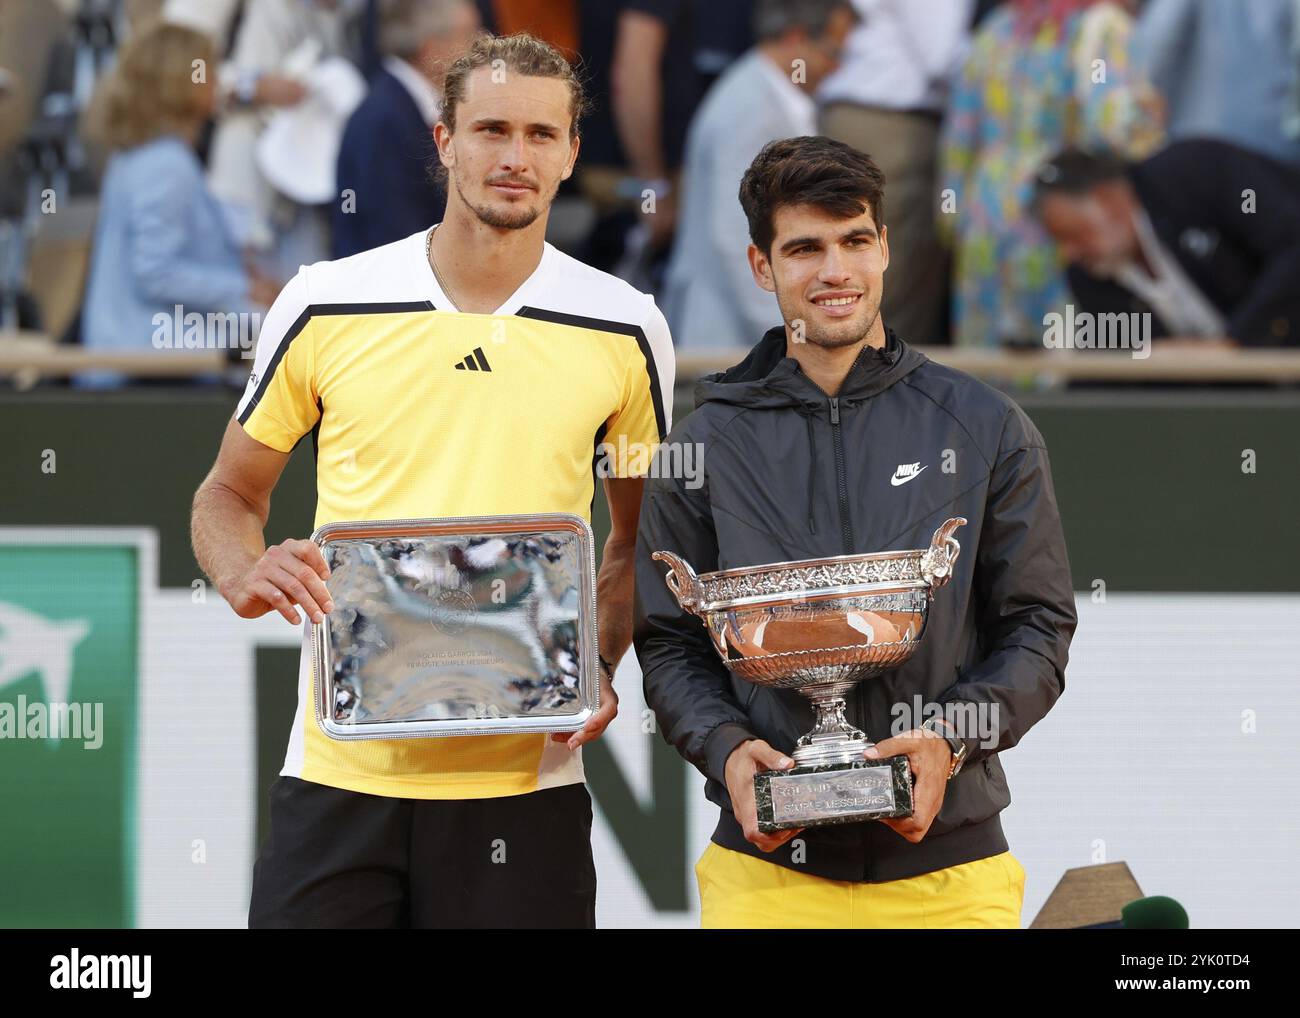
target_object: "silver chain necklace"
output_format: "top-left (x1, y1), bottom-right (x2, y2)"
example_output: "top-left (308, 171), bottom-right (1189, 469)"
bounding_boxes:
top-left (426, 226), bottom-right (462, 311)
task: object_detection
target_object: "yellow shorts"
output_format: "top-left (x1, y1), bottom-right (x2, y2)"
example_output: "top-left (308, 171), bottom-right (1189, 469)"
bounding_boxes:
top-left (695, 841), bottom-right (1026, 929)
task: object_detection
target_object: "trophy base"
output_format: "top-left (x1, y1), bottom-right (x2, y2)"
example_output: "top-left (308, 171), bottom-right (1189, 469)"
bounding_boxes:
top-left (754, 756), bottom-right (913, 833)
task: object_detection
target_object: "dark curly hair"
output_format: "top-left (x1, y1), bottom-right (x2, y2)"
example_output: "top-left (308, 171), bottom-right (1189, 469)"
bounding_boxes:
top-left (739, 136), bottom-right (886, 254)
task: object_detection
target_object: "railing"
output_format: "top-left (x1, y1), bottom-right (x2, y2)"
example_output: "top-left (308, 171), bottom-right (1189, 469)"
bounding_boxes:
top-left (0, 331), bottom-right (226, 388)
top-left (4, 330), bottom-right (1300, 386)
top-left (675, 347), bottom-right (1300, 383)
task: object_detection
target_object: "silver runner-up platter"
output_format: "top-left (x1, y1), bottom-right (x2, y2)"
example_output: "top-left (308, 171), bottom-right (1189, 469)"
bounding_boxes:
top-left (311, 513), bottom-right (599, 740)
top-left (653, 518), bottom-right (966, 832)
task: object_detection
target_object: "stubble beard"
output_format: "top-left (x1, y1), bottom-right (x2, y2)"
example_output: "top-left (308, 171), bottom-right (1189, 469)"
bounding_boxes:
top-left (452, 171), bottom-right (559, 231)
top-left (776, 285), bottom-right (883, 350)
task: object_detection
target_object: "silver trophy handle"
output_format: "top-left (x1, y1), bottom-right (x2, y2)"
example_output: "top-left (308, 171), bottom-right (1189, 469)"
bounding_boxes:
top-left (652, 550), bottom-right (703, 613)
top-left (920, 517), bottom-right (967, 589)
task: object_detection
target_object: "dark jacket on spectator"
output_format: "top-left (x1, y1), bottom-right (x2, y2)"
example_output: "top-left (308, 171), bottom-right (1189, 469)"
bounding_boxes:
top-left (633, 326), bottom-right (1077, 883)
top-left (333, 66), bottom-right (445, 258)
top-left (1066, 139), bottom-right (1300, 347)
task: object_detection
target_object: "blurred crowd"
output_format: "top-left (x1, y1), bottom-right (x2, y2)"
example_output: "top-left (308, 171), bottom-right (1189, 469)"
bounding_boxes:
top-left (2, 0), bottom-right (1299, 389)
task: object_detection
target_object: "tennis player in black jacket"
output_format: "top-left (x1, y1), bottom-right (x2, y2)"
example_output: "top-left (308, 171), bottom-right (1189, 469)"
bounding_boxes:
top-left (633, 136), bottom-right (1078, 928)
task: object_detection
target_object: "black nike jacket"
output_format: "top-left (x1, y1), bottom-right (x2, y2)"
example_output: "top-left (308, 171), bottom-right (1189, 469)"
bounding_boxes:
top-left (632, 325), bottom-right (1077, 882)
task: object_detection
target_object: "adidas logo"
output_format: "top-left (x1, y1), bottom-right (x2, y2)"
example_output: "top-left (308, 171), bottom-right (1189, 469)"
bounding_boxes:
top-left (454, 347), bottom-right (492, 372)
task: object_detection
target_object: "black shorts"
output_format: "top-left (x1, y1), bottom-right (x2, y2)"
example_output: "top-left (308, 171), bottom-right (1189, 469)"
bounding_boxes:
top-left (249, 776), bottom-right (597, 929)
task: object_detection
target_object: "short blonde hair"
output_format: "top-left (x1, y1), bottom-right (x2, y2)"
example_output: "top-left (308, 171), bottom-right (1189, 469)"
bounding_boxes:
top-left (105, 19), bottom-right (214, 149)
top-left (440, 32), bottom-right (587, 139)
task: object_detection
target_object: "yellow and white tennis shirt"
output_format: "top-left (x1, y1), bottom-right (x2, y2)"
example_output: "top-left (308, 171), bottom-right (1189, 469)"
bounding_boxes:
top-left (235, 227), bottom-right (674, 799)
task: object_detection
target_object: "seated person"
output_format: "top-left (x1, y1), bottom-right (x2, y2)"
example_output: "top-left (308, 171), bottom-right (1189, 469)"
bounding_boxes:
top-left (1032, 140), bottom-right (1300, 350)
top-left (79, 20), bottom-right (277, 389)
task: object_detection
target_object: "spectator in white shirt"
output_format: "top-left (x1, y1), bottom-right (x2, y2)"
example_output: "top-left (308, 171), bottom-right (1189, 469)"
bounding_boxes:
top-left (818, 0), bottom-right (974, 345)
top-left (664, 0), bottom-right (857, 349)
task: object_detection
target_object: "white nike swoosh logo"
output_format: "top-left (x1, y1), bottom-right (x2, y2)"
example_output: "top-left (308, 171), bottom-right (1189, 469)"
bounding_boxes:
top-left (890, 465), bottom-right (928, 487)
